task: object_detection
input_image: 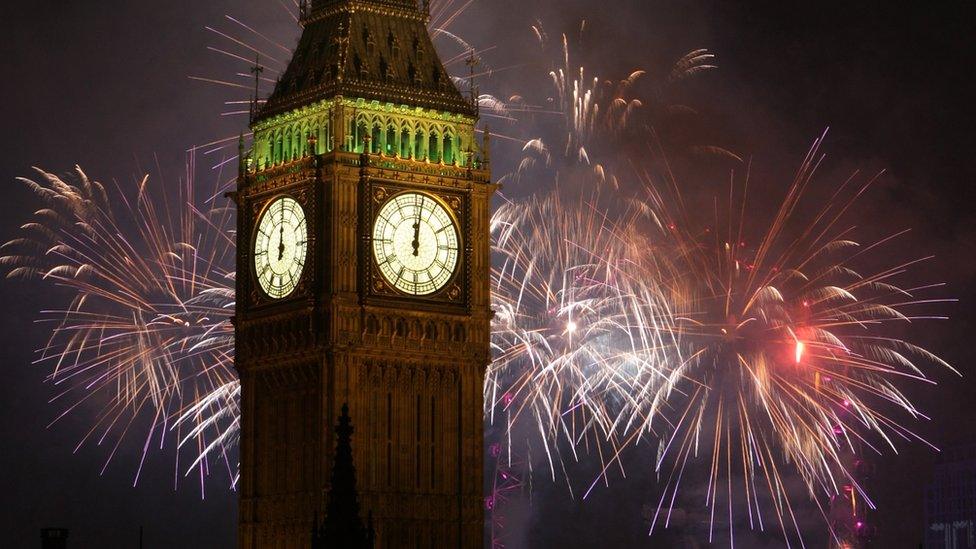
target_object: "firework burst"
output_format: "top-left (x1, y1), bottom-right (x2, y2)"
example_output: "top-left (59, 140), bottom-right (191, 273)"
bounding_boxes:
top-left (505, 21), bottom-right (732, 191)
top-left (637, 133), bottom-right (956, 546)
top-left (484, 17), bottom-right (733, 544)
top-left (1, 158), bottom-right (239, 490)
top-left (487, 190), bottom-right (675, 486)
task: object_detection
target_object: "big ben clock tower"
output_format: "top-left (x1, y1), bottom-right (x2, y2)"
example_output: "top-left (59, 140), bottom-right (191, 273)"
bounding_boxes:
top-left (231, 1), bottom-right (494, 547)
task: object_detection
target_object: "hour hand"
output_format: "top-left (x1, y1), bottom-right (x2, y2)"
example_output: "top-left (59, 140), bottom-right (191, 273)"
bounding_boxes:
top-left (278, 226), bottom-right (285, 260)
top-left (411, 224), bottom-right (420, 256)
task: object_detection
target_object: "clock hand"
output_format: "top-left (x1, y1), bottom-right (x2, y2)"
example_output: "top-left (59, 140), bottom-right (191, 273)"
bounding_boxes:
top-left (411, 197), bottom-right (424, 257)
top-left (278, 225), bottom-right (285, 261)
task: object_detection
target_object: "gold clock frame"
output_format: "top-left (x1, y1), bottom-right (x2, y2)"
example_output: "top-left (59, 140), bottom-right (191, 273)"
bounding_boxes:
top-left (363, 180), bottom-right (470, 309)
top-left (252, 194), bottom-right (309, 300)
top-left (370, 189), bottom-right (462, 298)
top-left (245, 179), bottom-right (318, 309)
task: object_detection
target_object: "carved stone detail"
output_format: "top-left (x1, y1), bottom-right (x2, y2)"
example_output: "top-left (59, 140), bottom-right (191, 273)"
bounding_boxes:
top-left (358, 360), bottom-right (459, 391)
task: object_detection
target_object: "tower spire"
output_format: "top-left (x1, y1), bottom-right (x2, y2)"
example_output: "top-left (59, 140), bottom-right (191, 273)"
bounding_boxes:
top-left (313, 404), bottom-right (373, 549)
top-left (249, 55), bottom-right (264, 124)
top-left (465, 49), bottom-right (480, 119)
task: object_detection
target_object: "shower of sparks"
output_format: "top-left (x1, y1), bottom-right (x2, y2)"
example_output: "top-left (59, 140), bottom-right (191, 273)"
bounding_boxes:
top-left (479, 17), bottom-right (740, 545)
top-left (1, 157), bottom-right (239, 491)
top-left (633, 132), bottom-right (957, 546)
top-left (482, 13), bottom-right (733, 515)
top-left (487, 190), bottom-right (675, 486)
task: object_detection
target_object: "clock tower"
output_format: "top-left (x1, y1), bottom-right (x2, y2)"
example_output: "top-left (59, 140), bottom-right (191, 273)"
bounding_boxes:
top-left (232, 1), bottom-right (494, 547)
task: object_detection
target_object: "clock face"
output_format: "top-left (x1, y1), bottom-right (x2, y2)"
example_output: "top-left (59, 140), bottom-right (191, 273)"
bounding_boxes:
top-left (372, 191), bottom-right (460, 296)
top-left (254, 196), bottom-right (308, 299)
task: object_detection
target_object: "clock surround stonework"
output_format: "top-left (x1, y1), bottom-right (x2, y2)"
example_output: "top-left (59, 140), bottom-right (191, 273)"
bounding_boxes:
top-left (231, 1), bottom-right (495, 547)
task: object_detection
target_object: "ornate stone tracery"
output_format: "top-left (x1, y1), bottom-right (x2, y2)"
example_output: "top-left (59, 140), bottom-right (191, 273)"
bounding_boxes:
top-left (252, 98), bottom-right (476, 170)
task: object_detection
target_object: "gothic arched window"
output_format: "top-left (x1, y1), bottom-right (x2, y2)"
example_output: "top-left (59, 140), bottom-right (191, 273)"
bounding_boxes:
top-left (414, 129), bottom-right (424, 160)
top-left (293, 126), bottom-right (302, 159)
top-left (400, 127), bottom-right (411, 158)
top-left (386, 125), bottom-right (396, 155)
top-left (428, 131), bottom-right (440, 163)
top-left (443, 134), bottom-right (454, 165)
top-left (363, 28), bottom-right (375, 56)
top-left (371, 124), bottom-right (382, 154)
top-left (354, 120), bottom-right (367, 153)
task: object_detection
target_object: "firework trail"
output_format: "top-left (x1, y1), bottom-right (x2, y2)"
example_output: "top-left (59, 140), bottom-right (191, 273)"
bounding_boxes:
top-left (1, 157), bottom-right (239, 491)
top-left (633, 132), bottom-right (956, 546)
top-left (505, 21), bottom-right (734, 191)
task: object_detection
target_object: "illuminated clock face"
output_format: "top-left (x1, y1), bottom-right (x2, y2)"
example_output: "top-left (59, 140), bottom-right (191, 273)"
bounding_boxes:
top-left (372, 191), bottom-right (460, 296)
top-left (254, 196), bottom-right (308, 299)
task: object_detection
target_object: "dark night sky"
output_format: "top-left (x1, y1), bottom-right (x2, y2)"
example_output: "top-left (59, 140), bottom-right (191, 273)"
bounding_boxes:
top-left (1, 1), bottom-right (973, 547)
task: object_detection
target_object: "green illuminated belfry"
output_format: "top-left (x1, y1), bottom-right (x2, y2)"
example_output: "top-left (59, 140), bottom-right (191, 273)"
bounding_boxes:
top-left (250, 0), bottom-right (478, 170)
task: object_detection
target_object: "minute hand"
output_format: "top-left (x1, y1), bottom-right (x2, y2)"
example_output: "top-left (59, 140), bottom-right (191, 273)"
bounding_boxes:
top-left (411, 198), bottom-right (424, 256)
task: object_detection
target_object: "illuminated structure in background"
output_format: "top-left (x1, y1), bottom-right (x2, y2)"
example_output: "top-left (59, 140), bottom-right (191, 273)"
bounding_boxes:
top-left (925, 444), bottom-right (976, 549)
top-left (827, 401), bottom-right (876, 549)
top-left (233, 0), bottom-right (494, 547)
top-left (485, 429), bottom-right (529, 549)
top-left (40, 529), bottom-right (69, 549)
